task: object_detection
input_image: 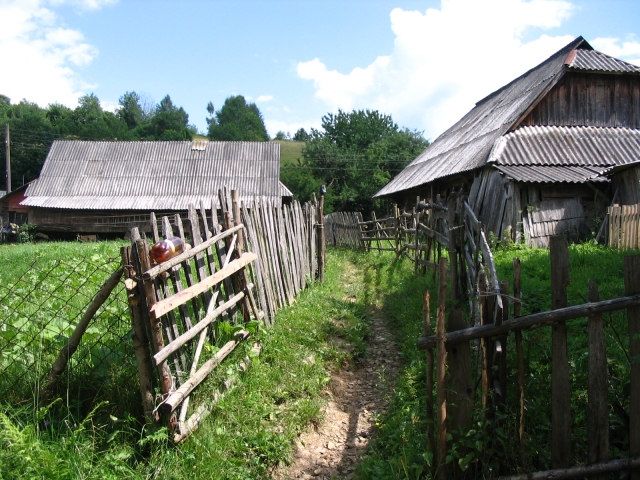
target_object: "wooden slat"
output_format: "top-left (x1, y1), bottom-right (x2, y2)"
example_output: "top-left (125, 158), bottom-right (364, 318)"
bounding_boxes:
top-left (587, 279), bottom-right (609, 473)
top-left (150, 253), bottom-right (257, 320)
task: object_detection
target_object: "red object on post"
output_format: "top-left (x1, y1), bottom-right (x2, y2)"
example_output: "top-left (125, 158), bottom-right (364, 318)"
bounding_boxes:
top-left (149, 236), bottom-right (185, 264)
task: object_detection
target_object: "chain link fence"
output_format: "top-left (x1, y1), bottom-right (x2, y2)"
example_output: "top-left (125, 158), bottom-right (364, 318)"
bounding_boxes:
top-left (0, 252), bottom-right (137, 411)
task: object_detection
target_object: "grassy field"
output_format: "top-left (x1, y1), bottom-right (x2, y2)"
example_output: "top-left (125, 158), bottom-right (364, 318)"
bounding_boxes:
top-left (275, 140), bottom-right (304, 165)
top-left (0, 241), bottom-right (636, 478)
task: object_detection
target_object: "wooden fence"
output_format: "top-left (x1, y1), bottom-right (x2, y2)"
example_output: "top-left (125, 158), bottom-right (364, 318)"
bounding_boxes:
top-left (324, 211), bottom-right (364, 249)
top-left (332, 193), bottom-right (640, 478)
top-left (122, 190), bottom-right (324, 441)
top-left (357, 207), bottom-right (403, 255)
top-left (609, 203), bottom-right (640, 249)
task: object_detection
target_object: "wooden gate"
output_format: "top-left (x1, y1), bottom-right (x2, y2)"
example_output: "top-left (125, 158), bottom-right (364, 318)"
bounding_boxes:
top-left (122, 191), bottom-right (263, 442)
top-left (609, 203), bottom-right (640, 249)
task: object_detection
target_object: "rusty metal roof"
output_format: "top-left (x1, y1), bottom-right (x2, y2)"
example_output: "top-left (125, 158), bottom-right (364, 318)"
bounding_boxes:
top-left (374, 36), bottom-right (590, 198)
top-left (565, 49), bottom-right (640, 74)
top-left (22, 140), bottom-right (285, 210)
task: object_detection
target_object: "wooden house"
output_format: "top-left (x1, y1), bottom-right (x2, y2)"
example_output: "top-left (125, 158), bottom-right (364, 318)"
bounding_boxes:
top-left (21, 140), bottom-right (292, 236)
top-left (1, 182), bottom-right (30, 227)
top-left (374, 37), bottom-right (640, 247)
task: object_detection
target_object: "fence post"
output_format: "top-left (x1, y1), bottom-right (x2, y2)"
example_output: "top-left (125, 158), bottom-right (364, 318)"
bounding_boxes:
top-left (550, 235), bottom-right (571, 469)
top-left (624, 256), bottom-right (640, 480)
top-left (447, 194), bottom-right (458, 302)
top-left (513, 258), bottom-right (527, 469)
top-left (317, 195), bottom-right (325, 283)
top-left (446, 307), bottom-right (473, 478)
top-left (436, 257), bottom-right (448, 480)
top-left (587, 279), bottom-right (608, 476)
top-left (423, 291), bottom-right (435, 475)
top-left (122, 245), bottom-right (157, 423)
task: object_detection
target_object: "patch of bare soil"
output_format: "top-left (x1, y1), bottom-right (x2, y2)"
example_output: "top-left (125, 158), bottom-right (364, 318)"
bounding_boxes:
top-left (273, 292), bottom-right (403, 479)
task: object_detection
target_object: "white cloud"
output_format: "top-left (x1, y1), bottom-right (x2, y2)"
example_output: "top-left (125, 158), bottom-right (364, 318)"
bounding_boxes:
top-left (297, 0), bottom-right (577, 140)
top-left (591, 36), bottom-right (640, 66)
top-left (0, 0), bottom-right (113, 108)
top-left (264, 118), bottom-right (321, 139)
top-left (256, 95), bottom-right (274, 103)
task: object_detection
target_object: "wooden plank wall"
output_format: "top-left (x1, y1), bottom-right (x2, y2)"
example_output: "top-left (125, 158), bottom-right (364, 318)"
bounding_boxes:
top-left (519, 72), bottom-right (640, 129)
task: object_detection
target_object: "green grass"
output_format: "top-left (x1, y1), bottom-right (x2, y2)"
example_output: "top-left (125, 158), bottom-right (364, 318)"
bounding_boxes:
top-left (1, 241), bottom-right (635, 479)
top-left (0, 246), bottom-right (371, 479)
top-left (275, 140), bottom-right (304, 165)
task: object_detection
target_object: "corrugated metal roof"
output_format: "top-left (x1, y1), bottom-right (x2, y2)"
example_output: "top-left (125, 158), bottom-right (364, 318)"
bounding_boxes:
top-left (279, 181), bottom-right (293, 197)
top-left (22, 140), bottom-right (284, 210)
top-left (490, 125), bottom-right (640, 167)
top-left (566, 49), bottom-right (640, 74)
top-left (374, 36), bottom-right (589, 198)
top-left (494, 165), bottom-right (608, 183)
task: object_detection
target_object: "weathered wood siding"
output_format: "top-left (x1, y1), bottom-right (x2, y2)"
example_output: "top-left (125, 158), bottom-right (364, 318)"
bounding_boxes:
top-left (468, 167), bottom-right (597, 248)
top-left (613, 166), bottom-right (640, 205)
top-left (519, 72), bottom-right (640, 128)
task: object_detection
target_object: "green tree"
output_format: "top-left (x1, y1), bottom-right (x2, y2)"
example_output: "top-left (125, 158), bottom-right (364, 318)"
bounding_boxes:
top-left (207, 95), bottom-right (269, 141)
top-left (138, 95), bottom-right (192, 140)
top-left (117, 91), bottom-right (144, 129)
top-left (292, 128), bottom-right (310, 142)
top-left (299, 109), bottom-right (429, 214)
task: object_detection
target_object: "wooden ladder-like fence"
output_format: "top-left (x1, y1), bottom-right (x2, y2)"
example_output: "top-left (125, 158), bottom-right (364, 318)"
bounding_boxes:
top-left (123, 189), bottom-right (324, 442)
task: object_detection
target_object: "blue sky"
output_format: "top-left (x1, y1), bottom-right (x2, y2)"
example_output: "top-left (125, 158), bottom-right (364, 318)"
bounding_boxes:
top-left (1, 0), bottom-right (639, 141)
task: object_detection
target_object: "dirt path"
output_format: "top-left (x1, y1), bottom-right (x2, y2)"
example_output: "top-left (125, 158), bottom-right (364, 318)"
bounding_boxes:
top-left (274, 284), bottom-right (403, 479)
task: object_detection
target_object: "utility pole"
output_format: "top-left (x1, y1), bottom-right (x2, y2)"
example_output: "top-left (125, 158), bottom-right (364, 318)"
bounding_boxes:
top-left (4, 123), bottom-right (10, 193)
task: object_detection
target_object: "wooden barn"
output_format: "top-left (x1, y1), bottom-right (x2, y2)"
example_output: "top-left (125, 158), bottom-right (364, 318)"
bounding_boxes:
top-left (374, 36), bottom-right (640, 247)
top-left (21, 140), bottom-right (292, 236)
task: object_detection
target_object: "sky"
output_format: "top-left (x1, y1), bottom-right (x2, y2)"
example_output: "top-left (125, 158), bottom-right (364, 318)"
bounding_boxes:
top-left (1, 0), bottom-right (640, 142)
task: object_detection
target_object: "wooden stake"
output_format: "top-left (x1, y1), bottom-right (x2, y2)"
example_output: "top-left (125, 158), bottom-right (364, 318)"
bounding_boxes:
top-left (624, 256), bottom-right (640, 480)
top-left (436, 257), bottom-right (447, 480)
top-left (587, 279), bottom-right (608, 476)
top-left (318, 195), bottom-right (325, 283)
top-left (514, 257), bottom-right (526, 470)
top-left (550, 235), bottom-right (571, 469)
top-left (423, 291), bottom-right (435, 472)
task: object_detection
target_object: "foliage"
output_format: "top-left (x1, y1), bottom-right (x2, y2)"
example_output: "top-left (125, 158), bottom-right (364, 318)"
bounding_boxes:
top-left (290, 109), bottom-right (429, 215)
top-left (292, 128), bottom-right (310, 142)
top-left (207, 95), bottom-right (269, 141)
top-left (273, 131), bottom-right (290, 141)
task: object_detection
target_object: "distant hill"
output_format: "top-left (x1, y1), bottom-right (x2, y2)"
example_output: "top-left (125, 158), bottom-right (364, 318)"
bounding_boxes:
top-left (275, 140), bottom-right (304, 165)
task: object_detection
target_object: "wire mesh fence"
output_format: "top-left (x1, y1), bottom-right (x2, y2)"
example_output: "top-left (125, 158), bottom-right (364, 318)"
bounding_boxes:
top-left (0, 252), bottom-right (136, 409)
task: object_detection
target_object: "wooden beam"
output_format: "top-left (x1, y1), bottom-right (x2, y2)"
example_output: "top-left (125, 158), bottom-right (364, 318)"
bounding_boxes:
top-left (149, 252), bottom-right (256, 320)
top-left (417, 294), bottom-right (640, 350)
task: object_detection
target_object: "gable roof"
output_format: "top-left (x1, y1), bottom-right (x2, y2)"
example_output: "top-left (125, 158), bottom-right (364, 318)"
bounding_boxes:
top-left (374, 36), bottom-right (640, 198)
top-left (22, 140), bottom-right (289, 210)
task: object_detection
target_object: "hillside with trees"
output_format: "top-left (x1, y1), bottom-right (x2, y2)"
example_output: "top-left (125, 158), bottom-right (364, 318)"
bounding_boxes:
top-left (280, 109), bottom-right (429, 215)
